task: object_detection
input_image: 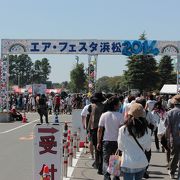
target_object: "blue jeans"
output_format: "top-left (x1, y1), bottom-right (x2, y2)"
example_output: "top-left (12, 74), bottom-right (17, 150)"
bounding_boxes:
top-left (103, 141), bottom-right (120, 180)
top-left (123, 170), bottom-right (145, 180)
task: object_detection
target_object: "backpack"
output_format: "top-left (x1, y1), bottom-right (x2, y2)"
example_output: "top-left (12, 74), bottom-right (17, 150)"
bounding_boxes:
top-left (88, 103), bottom-right (105, 129)
top-left (157, 117), bottom-right (166, 135)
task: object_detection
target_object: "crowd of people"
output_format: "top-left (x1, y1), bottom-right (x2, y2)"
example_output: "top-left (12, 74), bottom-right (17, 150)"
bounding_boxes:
top-left (6, 93), bottom-right (89, 123)
top-left (6, 91), bottom-right (180, 179)
top-left (7, 92), bottom-right (89, 123)
top-left (8, 92), bottom-right (89, 113)
top-left (81, 92), bottom-right (180, 180)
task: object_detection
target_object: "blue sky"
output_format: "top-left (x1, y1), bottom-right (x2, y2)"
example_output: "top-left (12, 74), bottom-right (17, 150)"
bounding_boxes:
top-left (0, 0), bottom-right (180, 83)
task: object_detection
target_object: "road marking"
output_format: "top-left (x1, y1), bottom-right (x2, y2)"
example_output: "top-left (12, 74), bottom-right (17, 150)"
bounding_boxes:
top-left (19, 132), bottom-right (34, 140)
top-left (19, 135), bottom-right (34, 140)
top-left (0, 119), bottom-right (38, 134)
top-left (63, 148), bottom-right (83, 180)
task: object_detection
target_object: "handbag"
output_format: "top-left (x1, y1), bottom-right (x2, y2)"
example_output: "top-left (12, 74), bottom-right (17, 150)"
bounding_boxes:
top-left (107, 149), bottom-right (121, 176)
top-left (157, 118), bottom-right (166, 136)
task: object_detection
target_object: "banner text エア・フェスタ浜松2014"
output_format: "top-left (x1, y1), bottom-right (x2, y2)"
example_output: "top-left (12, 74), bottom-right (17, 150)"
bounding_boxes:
top-left (2, 39), bottom-right (180, 56)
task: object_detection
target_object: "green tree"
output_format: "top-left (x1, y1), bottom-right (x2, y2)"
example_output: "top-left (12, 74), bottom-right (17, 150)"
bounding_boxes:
top-left (41, 58), bottom-right (51, 82)
top-left (52, 83), bottom-right (62, 88)
top-left (117, 75), bottom-right (129, 93)
top-left (9, 55), bottom-right (18, 85)
top-left (9, 54), bottom-right (33, 87)
top-left (9, 55), bottom-right (51, 86)
top-left (33, 60), bottom-right (42, 83)
top-left (139, 31), bottom-right (147, 40)
top-left (69, 63), bottom-right (87, 93)
top-left (61, 81), bottom-right (69, 89)
top-left (124, 33), bottom-right (160, 92)
top-left (124, 55), bottom-right (159, 91)
top-left (33, 58), bottom-right (51, 83)
top-left (46, 81), bottom-right (53, 89)
top-left (157, 55), bottom-right (176, 89)
top-left (109, 76), bottom-right (128, 93)
top-left (96, 76), bottom-right (127, 93)
top-left (96, 76), bottom-right (111, 93)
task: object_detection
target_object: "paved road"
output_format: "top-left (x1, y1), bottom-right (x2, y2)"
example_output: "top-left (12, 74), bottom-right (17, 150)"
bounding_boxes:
top-left (70, 144), bottom-right (172, 180)
top-left (0, 112), bottom-right (179, 180)
top-left (0, 112), bottom-right (71, 180)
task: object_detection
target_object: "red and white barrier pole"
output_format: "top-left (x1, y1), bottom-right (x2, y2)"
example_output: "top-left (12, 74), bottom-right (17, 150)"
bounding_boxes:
top-left (63, 141), bottom-right (68, 177)
top-left (63, 121), bottom-right (68, 177)
top-left (67, 129), bottom-right (71, 147)
top-left (63, 122), bottom-right (68, 144)
top-left (63, 122), bottom-right (68, 155)
top-left (73, 131), bottom-right (77, 159)
top-left (68, 135), bottom-right (73, 167)
top-left (77, 128), bottom-right (80, 152)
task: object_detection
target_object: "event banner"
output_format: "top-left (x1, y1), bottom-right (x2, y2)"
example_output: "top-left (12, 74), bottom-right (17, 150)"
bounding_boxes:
top-left (2, 39), bottom-right (180, 56)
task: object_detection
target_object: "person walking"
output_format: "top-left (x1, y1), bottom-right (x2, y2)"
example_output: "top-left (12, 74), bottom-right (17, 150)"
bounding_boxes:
top-left (30, 95), bottom-right (36, 112)
top-left (81, 102), bottom-right (94, 160)
top-left (66, 95), bottom-right (72, 114)
top-left (88, 92), bottom-right (106, 175)
top-left (97, 96), bottom-right (124, 180)
top-left (145, 94), bottom-right (157, 112)
top-left (47, 96), bottom-right (53, 114)
top-left (165, 95), bottom-right (180, 179)
top-left (118, 103), bottom-right (152, 180)
top-left (37, 94), bottom-right (48, 124)
top-left (53, 94), bottom-right (61, 114)
top-left (136, 97), bottom-right (156, 179)
top-left (124, 95), bottom-right (135, 121)
top-left (152, 101), bottom-right (167, 152)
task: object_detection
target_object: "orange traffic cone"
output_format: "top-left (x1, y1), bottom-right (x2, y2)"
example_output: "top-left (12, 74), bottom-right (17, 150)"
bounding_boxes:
top-left (42, 165), bottom-right (51, 180)
top-left (22, 111), bottom-right (27, 123)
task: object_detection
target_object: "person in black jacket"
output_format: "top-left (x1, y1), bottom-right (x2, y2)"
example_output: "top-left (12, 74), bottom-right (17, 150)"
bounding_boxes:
top-left (37, 94), bottom-right (48, 124)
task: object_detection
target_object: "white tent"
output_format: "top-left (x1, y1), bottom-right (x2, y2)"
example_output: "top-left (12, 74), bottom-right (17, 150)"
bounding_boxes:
top-left (160, 84), bottom-right (178, 94)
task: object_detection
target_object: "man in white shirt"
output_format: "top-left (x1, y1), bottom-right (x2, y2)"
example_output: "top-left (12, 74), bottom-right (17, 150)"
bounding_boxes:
top-left (66, 95), bottom-right (72, 114)
top-left (97, 96), bottom-right (124, 179)
top-left (81, 104), bottom-right (94, 159)
top-left (145, 94), bottom-right (157, 112)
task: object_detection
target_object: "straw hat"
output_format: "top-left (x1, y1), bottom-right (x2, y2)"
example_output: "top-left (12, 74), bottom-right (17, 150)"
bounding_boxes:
top-left (128, 103), bottom-right (144, 118)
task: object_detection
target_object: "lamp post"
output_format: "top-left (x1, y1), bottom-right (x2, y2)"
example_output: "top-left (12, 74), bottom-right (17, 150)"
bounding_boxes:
top-left (75, 56), bottom-right (79, 66)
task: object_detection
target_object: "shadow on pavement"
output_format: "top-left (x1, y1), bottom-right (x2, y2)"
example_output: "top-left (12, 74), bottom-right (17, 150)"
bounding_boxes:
top-left (70, 178), bottom-right (94, 180)
top-left (147, 176), bottom-right (164, 179)
top-left (149, 170), bottom-right (168, 176)
top-left (150, 164), bottom-right (167, 168)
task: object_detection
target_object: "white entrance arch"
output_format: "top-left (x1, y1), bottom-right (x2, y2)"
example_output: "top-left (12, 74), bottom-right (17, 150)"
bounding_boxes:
top-left (1, 39), bottom-right (180, 110)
